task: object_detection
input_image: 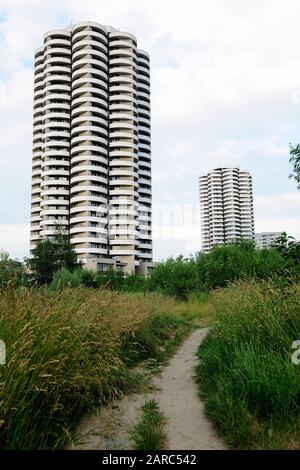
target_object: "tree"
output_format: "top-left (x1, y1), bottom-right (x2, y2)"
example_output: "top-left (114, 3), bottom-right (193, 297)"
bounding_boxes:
top-left (271, 232), bottom-right (300, 266)
top-left (26, 232), bottom-right (78, 285)
top-left (0, 250), bottom-right (27, 287)
top-left (289, 144), bottom-right (300, 190)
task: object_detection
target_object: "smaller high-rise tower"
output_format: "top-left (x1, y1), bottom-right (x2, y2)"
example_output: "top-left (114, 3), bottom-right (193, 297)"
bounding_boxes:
top-left (199, 167), bottom-right (254, 252)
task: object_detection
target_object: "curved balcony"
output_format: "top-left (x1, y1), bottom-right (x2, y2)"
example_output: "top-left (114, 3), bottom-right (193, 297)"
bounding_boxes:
top-left (72, 67), bottom-right (108, 84)
top-left (71, 115), bottom-right (108, 128)
top-left (71, 153), bottom-right (108, 166)
top-left (44, 102), bottom-right (70, 112)
top-left (44, 74), bottom-right (71, 85)
top-left (109, 93), bottom-right (137, 105)
top-left (109, 75), bottom-right (135, 86)
top-left (46, 38), bottom-right (70, 48)
top-left (109, 103), bottom-right (135, 113)
top-left (70, 194), bottom-right (107, 206)
top-left (72, 85), bottom-right (107, 101)
top-left (70, 173), bottom-right (107, 185)
top-left (109, 188), bottom-right (137, 197)
top-left (70, 185), bottom-right (107, 195)
top-left (137, 72), bottom-right (150, 83)
top-left (72, 22), bottom-right (107, 37)
top-left (41, 188), bottom-right (69, 197)
top-left (40, 179), bottom-right (69, 188)
top-left (109, 122), bottom-right (136, 132)
top-left (109, 111), bottom-right (137, 122)
top-left (71, 99), bottom-right (107, 114)
top-left (70, 235), bottom-right (108, 244)
top-left (139, 196), bottom-right (152, 205)
top-left (44, 47), bottom-right (71, 57)
top-left (43, 148), bottom-right (69, 158)
top-left (109, 169), bottom-right (135, 178)
top-left (71, 144), bottom-right (107, 156)
top-left (109, 178), bottom-right (138, 188)
top-left (44, 106), bottom-right (70, 117)
top-left (40, 208), bottom-right (69, 217)
top-left (70, 225), bottom-right (108, 236)
top-left (71, 124), bottom-right (108, 137)
top-left (71, 134), bottom-right (107, 146)
top-left (74, 246), bottom-right (108, 255)
top-left (42, 169), bottom-right (69, 178)
top-left (109, 149), bottom-right (136, 159)
top-left (70, 201), bottom-right (107, 213)
top-left (44, 127), bottom-right (68, 136)
top-left (72, 38), bottom-right (107, 54)
top-left (44, 56), bottom-right (71, 67)
top-left (109, 57), bottom-right (134, 67)
top-left (72, 58), bottom-right (108, 74)
top-left (72, 47), bottom-right (107, 64)
top-left (109, 248), bottom-right (139, 256)
top-left (109, 141), bottom-right (137, 151)
top-left (70, 164), bottom-right (107, 175)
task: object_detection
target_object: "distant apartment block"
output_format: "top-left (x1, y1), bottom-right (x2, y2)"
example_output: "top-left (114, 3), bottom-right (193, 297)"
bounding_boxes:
top-left (199, 167), bottom-right (255, 252)
top-left (255, 232), bottom-right (283, 249)
top-left (30, 21), bottom-right (153, 274)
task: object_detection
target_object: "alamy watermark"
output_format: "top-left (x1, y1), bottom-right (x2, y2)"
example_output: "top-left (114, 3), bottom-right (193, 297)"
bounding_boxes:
top-left (0, 340), bottom-right (6, 365)
top-left (291, 340), bottom-right (300, 365)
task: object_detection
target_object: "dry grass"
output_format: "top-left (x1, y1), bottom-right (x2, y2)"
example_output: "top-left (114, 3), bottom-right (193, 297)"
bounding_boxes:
top-left (0, 285), bottom-right (211, 449)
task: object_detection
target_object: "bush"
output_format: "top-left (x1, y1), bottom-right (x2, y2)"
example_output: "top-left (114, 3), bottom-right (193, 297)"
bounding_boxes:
top-left (148, 241), bottom-right (288, 299)
top-left (196, 279), bottom-right (300, 449)
top-left (148, 256), bottom-right (199, 299)
top-left (49, 267), bottom-right (83, 290)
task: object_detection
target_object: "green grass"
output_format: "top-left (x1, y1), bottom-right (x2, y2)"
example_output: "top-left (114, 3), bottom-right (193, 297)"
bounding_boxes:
top-left (130, 400), bottom-right (166, 450)
top-left (0, 286), bottom-right (210, 450)
top-left (195, 279), bottom-right (300, 449)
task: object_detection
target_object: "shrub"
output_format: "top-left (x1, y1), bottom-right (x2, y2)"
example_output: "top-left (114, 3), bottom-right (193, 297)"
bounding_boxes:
top-left (148, 256), bottom-right (199, 299)
top-left (49, 267), bottom-right (83, 290)
top-left (148, 241), bottom-right (288, 299)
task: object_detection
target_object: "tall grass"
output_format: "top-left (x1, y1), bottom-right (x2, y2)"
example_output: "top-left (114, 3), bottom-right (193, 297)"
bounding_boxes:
top-left (196, 279), bottom-right (300, 449)
top-left (0, 286), bottom-right (203, 449)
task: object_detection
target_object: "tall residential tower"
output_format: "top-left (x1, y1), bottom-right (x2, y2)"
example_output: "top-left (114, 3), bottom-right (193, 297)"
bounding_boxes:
top-left (30, 21), bottom-right (152, 274)
top-left (199, 168), bottom-right (255, 252)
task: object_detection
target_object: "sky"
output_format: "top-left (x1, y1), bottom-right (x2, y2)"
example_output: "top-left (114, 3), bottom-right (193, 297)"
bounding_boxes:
top-left (0, 0), bottom-right (300, 261)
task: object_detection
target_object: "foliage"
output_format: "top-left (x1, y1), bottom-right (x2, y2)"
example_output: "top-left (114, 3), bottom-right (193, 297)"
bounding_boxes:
top-left (271, 232), bottom-right (300, 267)
top-left (196, 279), bottom-right (300, 449)
top-left (26, 232), bottom-right (78, 285)
top-left (49, 267), bottom-right (83, 290)
top-left (289, 143), bottom-right (300, 190)
top-left (148, 255), bottom-right (198, 299)
top-left (0, 250), bottom-right (27, 287)
top-left (148, 241), bottom-right (287, 299)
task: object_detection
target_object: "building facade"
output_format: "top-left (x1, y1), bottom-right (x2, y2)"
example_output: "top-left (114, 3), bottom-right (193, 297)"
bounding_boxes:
top-left (255, 232), bottom-right (283, 249)
top-left (30, 21), bottom-right (152, 274)
top-left (199, 167), bottom-right (255, 252)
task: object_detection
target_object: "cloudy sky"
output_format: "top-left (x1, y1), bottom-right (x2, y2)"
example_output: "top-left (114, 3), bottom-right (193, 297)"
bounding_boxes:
top-left (0, 0), bottom-right (300, 261)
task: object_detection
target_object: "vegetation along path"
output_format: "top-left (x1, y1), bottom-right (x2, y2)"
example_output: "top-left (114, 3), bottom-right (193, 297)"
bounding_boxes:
top-left (68, 328), bottom-right (226, 450)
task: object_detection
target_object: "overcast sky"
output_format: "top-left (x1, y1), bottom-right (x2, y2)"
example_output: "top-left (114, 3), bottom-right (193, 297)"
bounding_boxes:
top-left (0, 0), bottom-right (300, 261)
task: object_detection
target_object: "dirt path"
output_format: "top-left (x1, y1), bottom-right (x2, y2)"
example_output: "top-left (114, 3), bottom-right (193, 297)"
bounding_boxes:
top-left (68, 328), bottom-right (226, 450)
